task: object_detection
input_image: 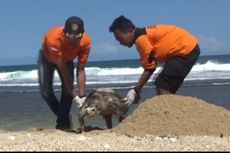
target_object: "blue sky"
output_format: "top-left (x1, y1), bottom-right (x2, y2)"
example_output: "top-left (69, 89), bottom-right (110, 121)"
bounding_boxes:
top-left (0, 0), bottom-right (229, 66)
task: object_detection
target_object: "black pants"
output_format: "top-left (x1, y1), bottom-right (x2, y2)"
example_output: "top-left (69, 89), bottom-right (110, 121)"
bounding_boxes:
top-left (37, 49), bottom-right (74, 130)
top-left (154, 45), bottom-right (200, 94)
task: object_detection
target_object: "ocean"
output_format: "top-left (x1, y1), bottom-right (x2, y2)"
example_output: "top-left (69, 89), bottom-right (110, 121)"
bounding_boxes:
top-left (0, 54), bottom-right (230, 131)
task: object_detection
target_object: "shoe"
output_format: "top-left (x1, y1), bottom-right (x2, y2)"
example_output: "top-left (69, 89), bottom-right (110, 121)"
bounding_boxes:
top-left (56, 127), bottom-right (78, 133)
top-left (55, 115), bottom-right (73, 131)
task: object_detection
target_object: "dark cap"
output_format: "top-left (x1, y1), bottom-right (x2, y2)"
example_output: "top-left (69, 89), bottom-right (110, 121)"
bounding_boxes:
top-left (64, 16), bottom-right (84, 39)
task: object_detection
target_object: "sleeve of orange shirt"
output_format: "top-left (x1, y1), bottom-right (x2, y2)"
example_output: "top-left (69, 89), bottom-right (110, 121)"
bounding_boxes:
top-left (42, 29), bottom-right (63, 63)
top-left (78, 36), bottom-right (91, 63)
top-left (135, 35), bottom-right (157, 70)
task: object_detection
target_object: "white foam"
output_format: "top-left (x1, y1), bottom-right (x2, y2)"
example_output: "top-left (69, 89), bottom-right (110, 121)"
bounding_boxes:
top-left (0, 60), bottom-right (230, 86)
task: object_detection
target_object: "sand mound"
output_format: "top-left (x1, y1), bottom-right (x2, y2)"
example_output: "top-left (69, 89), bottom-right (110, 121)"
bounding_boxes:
top-left (112, 95), bottom-right (230, 137)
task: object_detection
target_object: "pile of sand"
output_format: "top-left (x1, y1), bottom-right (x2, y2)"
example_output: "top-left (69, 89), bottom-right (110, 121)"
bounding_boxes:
top-left (112, 95), bottom-right (230, 137)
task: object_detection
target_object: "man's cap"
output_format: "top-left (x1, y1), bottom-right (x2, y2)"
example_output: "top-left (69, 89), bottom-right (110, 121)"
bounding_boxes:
top-left (64, 16), bottom-right (84, 35)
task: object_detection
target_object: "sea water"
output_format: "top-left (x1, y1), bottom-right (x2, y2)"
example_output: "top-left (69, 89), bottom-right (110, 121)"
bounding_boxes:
top-left (1, 54), bottom-right (230, 90)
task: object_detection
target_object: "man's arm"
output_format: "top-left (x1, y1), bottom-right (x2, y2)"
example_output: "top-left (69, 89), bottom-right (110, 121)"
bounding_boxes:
top-left (125, 69), bottom-right (154, 105)
top-left (136, 50), bottom-right (156, 92)
top-left (76, 62), bottom-right (86, 97)
top-left (135, 69), bottom-right (154, 93)
top-left (55, 58), bottom-right (77, 98)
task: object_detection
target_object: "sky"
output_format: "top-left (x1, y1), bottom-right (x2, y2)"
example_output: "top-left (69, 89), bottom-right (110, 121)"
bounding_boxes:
top-left (0, 0), bottom-right (229, 66)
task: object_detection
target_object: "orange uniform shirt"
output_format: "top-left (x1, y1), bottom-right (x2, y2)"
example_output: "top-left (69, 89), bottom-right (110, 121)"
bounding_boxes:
top-left (135, 25), bottom-right (198, 70)
top-left (42, 26), bottom-right (91, 63)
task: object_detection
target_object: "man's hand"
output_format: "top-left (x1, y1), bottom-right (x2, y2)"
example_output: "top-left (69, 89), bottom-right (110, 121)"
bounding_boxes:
top-left (72, 96), bottom-right (86, 108)
top-left (124, 87), bottom-right (140, 105)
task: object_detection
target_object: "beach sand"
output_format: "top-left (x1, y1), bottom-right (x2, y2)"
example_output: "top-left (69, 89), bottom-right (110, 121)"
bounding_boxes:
top-left (1, 95), bottom-right (230, 151)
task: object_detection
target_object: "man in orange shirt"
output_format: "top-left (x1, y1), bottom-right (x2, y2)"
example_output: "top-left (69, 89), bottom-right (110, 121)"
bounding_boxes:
top-left (109, 15), bottom-right (200, 105)
top-left (38, 16), bottom-right (91, 131)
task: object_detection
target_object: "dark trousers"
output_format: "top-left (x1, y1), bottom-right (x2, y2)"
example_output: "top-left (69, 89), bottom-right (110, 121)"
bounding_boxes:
top-left (37, 50), bottom-right (74, 130)
top-left (154, 45), bottom-right (200, 94)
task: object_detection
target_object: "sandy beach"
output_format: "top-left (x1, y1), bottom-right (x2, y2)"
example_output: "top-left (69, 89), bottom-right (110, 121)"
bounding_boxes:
top-left (0, 129), bottom-right (230, 151)
top-left (1, 95), bottom-right (230, 151)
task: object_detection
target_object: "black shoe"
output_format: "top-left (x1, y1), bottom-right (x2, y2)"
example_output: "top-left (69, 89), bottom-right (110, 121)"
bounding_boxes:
top-left (56, 115), bottom-right (73, 130)
top-left (56, 127), bottom-right (77, 133)
top-left (55, 124), bottom-right (70, 131)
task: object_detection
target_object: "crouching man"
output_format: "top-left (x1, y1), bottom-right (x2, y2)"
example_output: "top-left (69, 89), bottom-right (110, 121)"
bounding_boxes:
top-left (38, 16), bottom-right (91, 131)
top-left (109, 15), bottom-right (200, 105)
